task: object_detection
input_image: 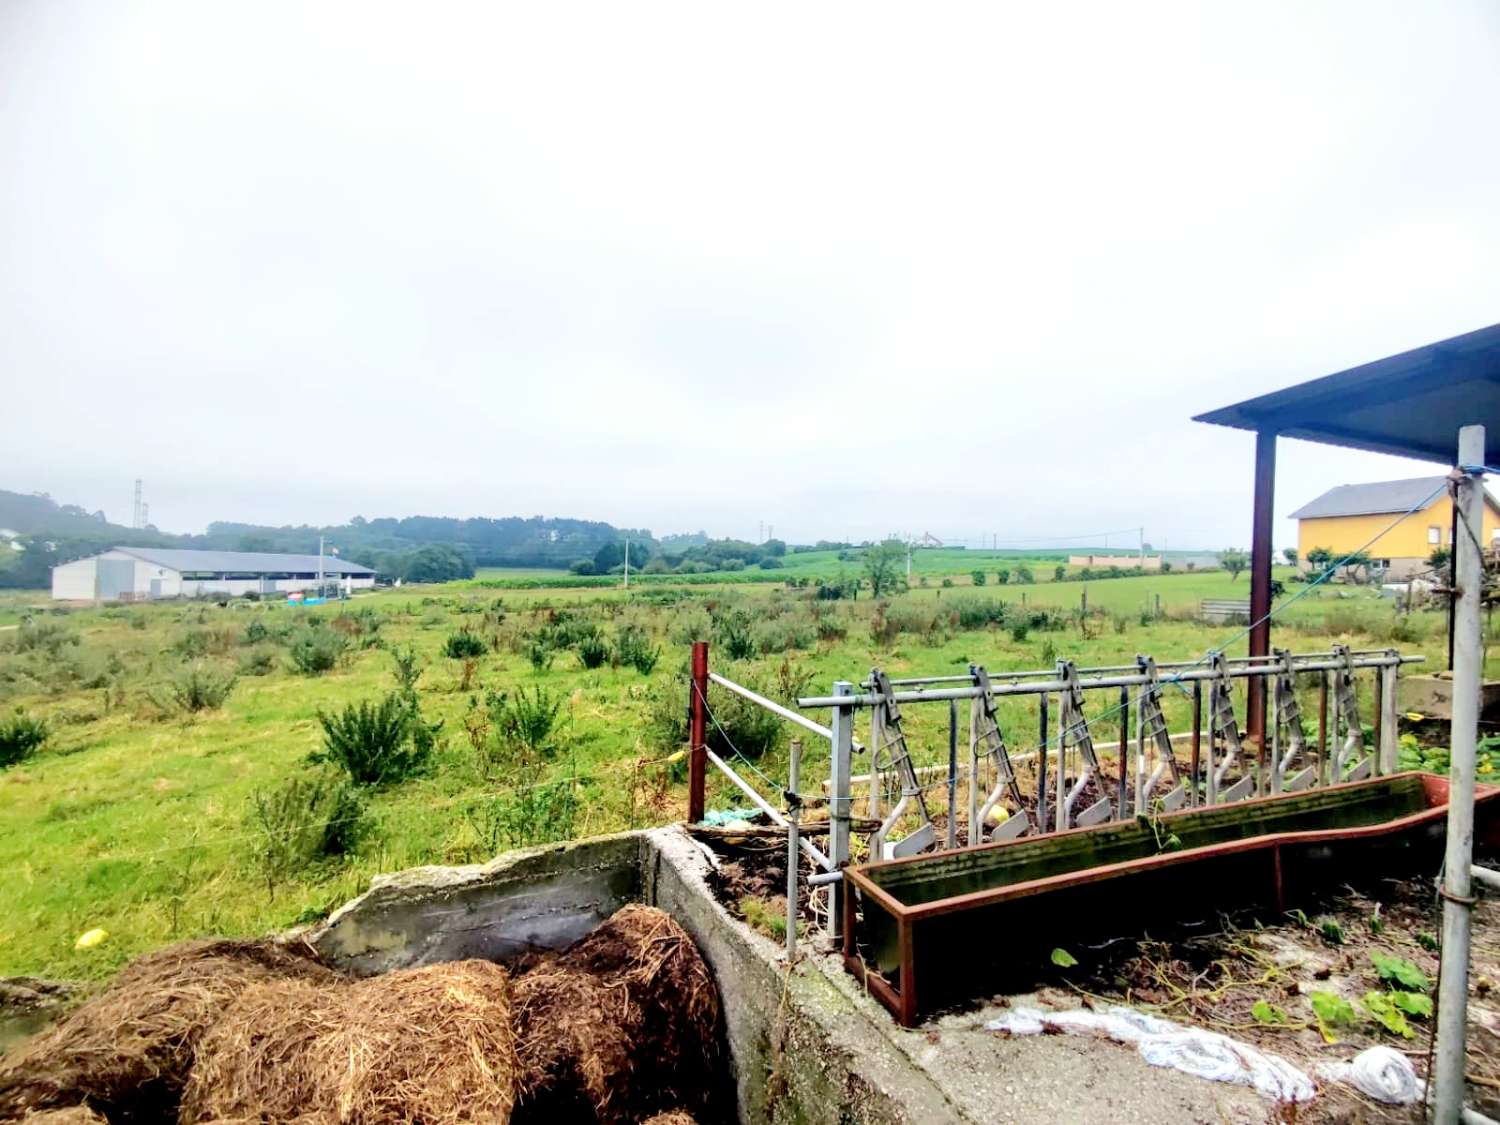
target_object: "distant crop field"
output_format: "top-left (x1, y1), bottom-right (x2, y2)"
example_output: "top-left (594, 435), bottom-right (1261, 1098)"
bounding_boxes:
top-left (0, 574), bottom-right (1480, 981)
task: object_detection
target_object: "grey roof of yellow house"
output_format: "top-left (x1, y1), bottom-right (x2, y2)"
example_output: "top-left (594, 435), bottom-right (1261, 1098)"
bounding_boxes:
top-left (1289, 477), bottom-right (1498, 521)
top-left (112, 547), bottom-right (374, 575)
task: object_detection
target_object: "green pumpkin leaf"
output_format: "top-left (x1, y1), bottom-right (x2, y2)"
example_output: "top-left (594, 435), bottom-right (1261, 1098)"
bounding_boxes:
top-left (1371, 951), bottom-right (1430, 991)
top-left (1050, 948), bottom-right (1078, 968)
top-left (1362, 991), bottom-right (1415, 1039)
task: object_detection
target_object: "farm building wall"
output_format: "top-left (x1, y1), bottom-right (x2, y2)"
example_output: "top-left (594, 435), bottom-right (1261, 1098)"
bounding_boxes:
top-left (49, 557), bottom-right (97, 600)
top-left (1297, 493), bottom-right (1500, 570)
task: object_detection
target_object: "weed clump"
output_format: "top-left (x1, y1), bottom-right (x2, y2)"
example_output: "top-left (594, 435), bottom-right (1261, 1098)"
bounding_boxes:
top-left (246, 770), bottom-right (368, 882)
top-left (313, 692), bottom-right (435, 785)
top-left (287, 626), bottom-right (347, 675)
top-left (166, 664), bottom-right (237, 713)
top-left (0, 708), bottom-right (49, 767)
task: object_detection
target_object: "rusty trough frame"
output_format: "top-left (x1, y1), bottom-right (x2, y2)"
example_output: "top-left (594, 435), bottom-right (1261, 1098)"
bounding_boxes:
top-left (841, 773), bottom-right (1500, 1026)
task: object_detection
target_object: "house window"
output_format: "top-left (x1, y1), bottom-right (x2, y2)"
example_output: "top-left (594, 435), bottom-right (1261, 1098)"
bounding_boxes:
top-left (1428, 526), bottom-right (1441, 544)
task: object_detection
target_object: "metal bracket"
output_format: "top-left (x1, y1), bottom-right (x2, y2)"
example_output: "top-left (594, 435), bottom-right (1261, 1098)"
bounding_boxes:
top-left (968, 665), bottom-right (1034, 842)
top-left (1056, 661), bottom-right (1112, 828)
top-left (870, 668), bottom-right (938, 858)
top-left (1331, 644), bottom-right (1370, 782)
top-left (1208, 652), bottom-right (1252, 803)
top-left (1271, 647), bottom-right (1314, 792)
top-left (1135, 656), bottom-right (1186, 812)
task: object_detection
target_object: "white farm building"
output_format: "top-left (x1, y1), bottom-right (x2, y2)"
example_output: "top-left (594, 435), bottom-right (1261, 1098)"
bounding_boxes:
top-left (50, 547), bottom-right (376, 601)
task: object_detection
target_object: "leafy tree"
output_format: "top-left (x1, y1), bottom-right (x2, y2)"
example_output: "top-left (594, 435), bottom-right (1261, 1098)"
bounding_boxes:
top-left (1306, 546), bottom-right (1334, 577)
top-left (1219, 548), bottom-right (1249, 581)
top-left (1340, 551), bottom-right (1374, 585)
top-left (1054, 564), bottom-right (1066, 581)
top-left (863, 540), bottom-right (905, 598)
top-left (569, 559), bottom-right (595, 575)
top-left (996, 568), bottom-right (1010, 585)
top-left (1016, 565), bottom-right (1035, 584)
top-left (1428, 546), bottom-right (1451, 572)
top-left (1283, 547), bottom-right (1298, 566)
top-left (970, 570), bottom-right (987, 587)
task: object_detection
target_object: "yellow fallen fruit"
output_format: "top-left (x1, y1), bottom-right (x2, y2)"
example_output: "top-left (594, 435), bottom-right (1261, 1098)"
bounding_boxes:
top-left (986, 806), bottom-right (1011, 825)
top-left (74, 928), bottom-right (108, 950)
top-left (666, 750), bottom-right (686, 764)
top-left (1405, 712), bottom-right (1427, 722)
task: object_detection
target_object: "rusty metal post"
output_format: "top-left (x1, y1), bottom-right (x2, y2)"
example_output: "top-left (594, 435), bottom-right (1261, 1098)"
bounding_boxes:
top-left (1317, 670), bottom-right (1329, 787)
top-left (1247, 428), bottom-right (1277, 753)
top-left (688, 641), bottom-right (708, 823)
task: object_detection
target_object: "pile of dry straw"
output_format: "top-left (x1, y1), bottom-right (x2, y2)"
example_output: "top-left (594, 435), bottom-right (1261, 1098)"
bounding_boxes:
top-left (0, 905), bottom-right (719, 1125)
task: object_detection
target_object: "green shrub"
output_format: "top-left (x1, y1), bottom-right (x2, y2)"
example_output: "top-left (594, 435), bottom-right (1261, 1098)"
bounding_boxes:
top-left (711, 607), bottom-right (757, 660)
top-left (492, 685), bottom-right (563, 758)
top-left (615, 624), bottom-right (660, 673)
top-left (949, 596), bottom-right (1009, 630)
top-left (577, 634), bottom-right (610, 669)
top-left (467, 780), bottom-right (579, 853)
top-left (389, 645), bottom-right (424, 692)
top-left (971, 570), bottom-right (987, 586)
top-left (13, 620), bottom-right (78, 656)
top-left (443, 628), bottom-right (487, 659)
top-left (0, 709), bottom-right (48, 768)
top-left (1015, 565), bottom-right (1035, 584)
top-left (242, 619), bottom-right (271, 645)
top-left (236, 648), bottom-right (277, 677)
top-left (527, 638), bottom-right (554, 673)
top-left (996, 568), bottom-right (1010, 584)
top-left (288, 627), bottom-right (347, 675)
top-left (1010, 621), bottom-right (1030, 643)
top-left (645, 662), bottom-right (781, 759)
top-left (168, 665), bottom-right (237, 712)
top-left (314, 692), bottom-right (432, 784)
top-left (247, 770), bottom-right (368, 882)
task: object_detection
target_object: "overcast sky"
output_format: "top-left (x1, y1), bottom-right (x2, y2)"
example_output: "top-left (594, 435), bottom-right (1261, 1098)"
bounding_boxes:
top-left (2, 2), bottom-right (1497, 550)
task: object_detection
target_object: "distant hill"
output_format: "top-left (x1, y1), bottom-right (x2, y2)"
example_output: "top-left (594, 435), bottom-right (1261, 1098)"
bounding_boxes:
top-left (0, 486), bottom-right (658, 586)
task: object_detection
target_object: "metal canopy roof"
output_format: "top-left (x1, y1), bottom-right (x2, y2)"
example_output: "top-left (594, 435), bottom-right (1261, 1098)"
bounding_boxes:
top-left (1194, 322), bottom-right (1500, 466)
top-left (115, 547), bottom-right (374, 575)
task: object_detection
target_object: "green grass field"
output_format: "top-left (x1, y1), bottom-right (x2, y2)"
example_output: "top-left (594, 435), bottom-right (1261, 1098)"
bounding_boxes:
top-left (0, 571), bottom-right (1482, 981)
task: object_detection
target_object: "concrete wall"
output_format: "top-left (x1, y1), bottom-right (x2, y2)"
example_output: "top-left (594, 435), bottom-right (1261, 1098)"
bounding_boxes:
top-left (306, 828), bottom-right (959, 1125)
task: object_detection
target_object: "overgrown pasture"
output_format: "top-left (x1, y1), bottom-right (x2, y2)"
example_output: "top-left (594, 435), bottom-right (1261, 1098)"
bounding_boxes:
top-left (0, 570), bottom-right (1485, 981)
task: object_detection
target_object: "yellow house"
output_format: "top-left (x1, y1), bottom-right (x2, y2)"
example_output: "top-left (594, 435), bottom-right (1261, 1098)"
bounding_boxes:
top-left (1291, 476), bottom-right (1500, 579)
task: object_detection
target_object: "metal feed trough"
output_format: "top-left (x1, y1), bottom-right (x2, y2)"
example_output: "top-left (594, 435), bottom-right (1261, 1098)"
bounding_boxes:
top-left (842, 773), bottom-right (1500, 1025)
top-left (687, 641), bottom-right (1423, 970)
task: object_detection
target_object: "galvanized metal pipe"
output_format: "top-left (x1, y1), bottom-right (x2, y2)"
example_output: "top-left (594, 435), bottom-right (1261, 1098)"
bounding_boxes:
top-left (786, 738), bottom-right (801, 960)
top-left (709, 671), bottom-right (866, 753)
top-left (1434, 429), bottom-right (1487, 1125)
top-left (702, 748), bottom-right (832, 872)
top-left (863, 649), bottom-right (1399, 688)
top-left (800, 654), bottom-right (1423, 709)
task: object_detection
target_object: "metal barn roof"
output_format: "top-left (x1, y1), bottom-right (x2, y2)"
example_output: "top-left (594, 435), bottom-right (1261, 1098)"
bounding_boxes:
top-left (1288, 476), bottom-right (1451, 520)
top-left (1194, 321), bottom-right (1500, 466)
top-left (114, 547), bottom-right (375, 575)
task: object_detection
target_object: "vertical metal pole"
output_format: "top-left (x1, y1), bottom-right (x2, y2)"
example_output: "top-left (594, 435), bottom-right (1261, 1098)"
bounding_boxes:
top-left (1190, 681), bottom-right (1202, 808)
top-left (1248, 428), bottom-right (1277, 751)
top-left (1133, 682), bottom-right (1145, 814)
top-left (1434, 426), bottom-right (1487, 1124)
top-left (947, 700), bottom-right (959, 849)
top-left (786, 738), bottom-right (801, 961)
top-left (1055, 692), bottom-right (1067, 830)
top-left (1037, 694), bottom-right (1049, 833)
top-left (1117, 685), bottom-right (1129, 817)
top-left (1318, 671), bottom-right (1329, 787)
top-left (1380, 656), bottom-right (1400, 774)
top-left (868, 706), bottom-right (883, 819)
top-left (828, 681), bottom-right (855, 942)
top-left (1372, 666), bottom-right (1384, 778)
top-left (688, 641), bottom-right (709, 823)
top-left (968, 691), bottom-right (981, 846)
